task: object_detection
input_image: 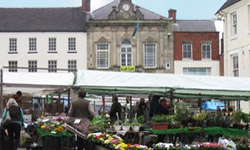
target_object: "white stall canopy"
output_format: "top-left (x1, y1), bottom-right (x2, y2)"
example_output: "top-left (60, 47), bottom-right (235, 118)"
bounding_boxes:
top-left (2, 72), bottom-right (74, 95)
top-left (74, 70), bottom-right (250, 100)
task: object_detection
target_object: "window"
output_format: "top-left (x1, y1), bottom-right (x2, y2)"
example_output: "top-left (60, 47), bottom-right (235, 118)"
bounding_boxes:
top-left (8, 61), bottom-right (17, 72)
top-left (48, 60), bottom-right (57, 72)
top-left (68, 38), bottom-right (76, 51)
top-left (49, 38), bottom-right (56, 52)
top-left (202, 43), bottom-right (211, 59)
top-left (28, 61), bottom-right (37, 72)
top-left (183, 68), bottom-right (211, 76)
top-left (231, 12), bottom-right (237, 36)
top-left (144, 43), bottom-right (156, 68)
top-left (9, 38), bottom-right (17, 52)
top-left (182, 43), bottom-right (192, 59)
top-left (96, 44), bottom-right (109, 68)
top-left (68, 60), bottom-right (77, 73)
top-left (121, 40), bottom-right (132, 66)
top-left (232, 55), bottom-right (239, 77)
top-left (29, 38), bottom-right (37, 52)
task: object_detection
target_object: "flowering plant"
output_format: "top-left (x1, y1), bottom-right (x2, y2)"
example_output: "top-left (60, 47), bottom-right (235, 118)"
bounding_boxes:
top-left (87, 133), bottom-right (150, 150)
top-left (38, 116), bottom-right (67, 134)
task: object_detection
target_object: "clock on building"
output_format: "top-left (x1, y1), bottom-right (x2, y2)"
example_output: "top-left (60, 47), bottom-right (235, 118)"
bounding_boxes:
top-left (122, 4), bottom-right (130, 11)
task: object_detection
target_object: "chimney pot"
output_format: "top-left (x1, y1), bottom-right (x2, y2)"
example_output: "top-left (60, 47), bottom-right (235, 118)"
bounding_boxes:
top-left (168, 9), bottom-right (177, 23)
top-left (82, 0), bottom-right (91, 12)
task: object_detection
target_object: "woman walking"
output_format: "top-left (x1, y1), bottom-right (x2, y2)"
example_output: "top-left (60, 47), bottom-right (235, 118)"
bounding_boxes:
top-left (2, 91), bottom-right (24, 150)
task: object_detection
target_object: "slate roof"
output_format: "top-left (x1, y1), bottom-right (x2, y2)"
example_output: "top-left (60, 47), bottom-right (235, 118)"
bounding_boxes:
top-left (92, 0), bottom-right (166, 20)
top-left (0, 7), bottom-right (88, 32)
top-left (175, 20), bottom-right (217, 32)
top-left (216, 0), bottom-right (242, 14)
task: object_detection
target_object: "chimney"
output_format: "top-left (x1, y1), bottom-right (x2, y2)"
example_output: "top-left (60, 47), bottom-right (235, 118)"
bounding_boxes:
top-left (168, 9), bottom-right (177, 22)
top-left (82, 0), bottom-right (90, 12)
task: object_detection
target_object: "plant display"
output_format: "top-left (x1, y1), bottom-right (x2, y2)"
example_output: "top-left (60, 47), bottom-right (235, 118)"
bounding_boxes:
top-left (193, 113), bottom-right (207, 123)
top-left (137, 116), bottom-right (145, 124)
top-left (241, 112), bottom-right (250, 124)
top-left (90, 115), bottom-right (107, 132)
top-left (66, 117), bottom-right (91, 134)
top-left (199, 143), bottom-right (224, 150)
top-left (87, 133), bottom-right (150, 150)
top-left (153, 142), bottom-right (225, 150)
top-left (175, 102), bottom-right (191, 122)
top-left (151, 115), bottom-right (171, 123)
top-left (38, 116), bottom-right (67, 134)
top-left (232, 110), bottom-right (243, 124)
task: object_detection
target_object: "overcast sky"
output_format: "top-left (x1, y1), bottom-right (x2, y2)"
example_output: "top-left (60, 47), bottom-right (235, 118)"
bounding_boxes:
top-left (0, 0), bottom-right (226, 19)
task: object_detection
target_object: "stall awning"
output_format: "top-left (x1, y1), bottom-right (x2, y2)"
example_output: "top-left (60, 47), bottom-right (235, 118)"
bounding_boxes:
top-left (74, 70), bottom-right (250, 100)
top-left (2, 72), bottom-right (75, 95)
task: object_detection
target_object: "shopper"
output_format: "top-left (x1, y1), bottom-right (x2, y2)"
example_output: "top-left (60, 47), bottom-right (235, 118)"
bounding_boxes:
top-left (109, 95), bottom-right (122, 122)
top-left (2, 91), bottom-right (24, 150)
top-left (156, 98), bottom-right (169, 115)
top-left (68, 89), bottom-right (95, 150)
top-left (135, 98), bottom-right (147, 117)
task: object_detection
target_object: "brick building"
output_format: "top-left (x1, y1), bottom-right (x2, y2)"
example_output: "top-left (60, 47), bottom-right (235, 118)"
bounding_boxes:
top-left (174, 18), bottom-right (221, 76)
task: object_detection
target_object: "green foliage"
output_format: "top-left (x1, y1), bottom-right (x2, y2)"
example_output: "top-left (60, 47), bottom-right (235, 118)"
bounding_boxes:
top-left (232, 111), bottom-right (243, 124)
top-left (137, 116), bottom-right (145, 124)
top-left (241, 112), bottom-right (250, 123)
top-left (175, 101), bottom-right (191, 122)
top-left (151, 115), bottom-right (172, 123)
top-left (193, 112), bottom-right (207, 122)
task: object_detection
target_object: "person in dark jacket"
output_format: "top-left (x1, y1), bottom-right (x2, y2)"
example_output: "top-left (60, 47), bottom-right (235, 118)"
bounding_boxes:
top-left (156, 99), bottom-right (169, 115)
top-left (2, 91), bottom-right (24, 150)
top-left (68, 89), bottom-right (95, 150)
top-left (109, 95), bottom-right (122, 122)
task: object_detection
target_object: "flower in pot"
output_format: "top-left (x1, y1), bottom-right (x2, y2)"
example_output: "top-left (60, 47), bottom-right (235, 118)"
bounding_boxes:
top-left (131, 118), bottom-right (141, 132)
top-left (122, 121), bottom-right (131, 132)
top-left (114, 120), bottom-right (122, 132)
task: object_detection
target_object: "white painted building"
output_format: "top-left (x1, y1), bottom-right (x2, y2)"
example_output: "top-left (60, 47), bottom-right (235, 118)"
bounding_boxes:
top-left (0, 7), bottom-right (89, 73)
top-left (217, 0), bottom-right (250, 113)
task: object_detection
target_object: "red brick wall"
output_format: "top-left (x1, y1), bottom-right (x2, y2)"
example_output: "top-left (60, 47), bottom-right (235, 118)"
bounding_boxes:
top-left (174, 32), bottom-right (220, 61)
top-left (82, 0), bottom-right (90, 12)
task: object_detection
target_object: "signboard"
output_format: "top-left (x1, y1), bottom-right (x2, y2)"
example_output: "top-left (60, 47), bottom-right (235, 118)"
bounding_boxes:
top-left (120, 66), bottom-right (136, 72)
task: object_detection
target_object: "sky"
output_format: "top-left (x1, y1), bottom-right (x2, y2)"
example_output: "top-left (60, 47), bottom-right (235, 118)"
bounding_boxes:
top-left (0, 0), bottom-right (227, 19)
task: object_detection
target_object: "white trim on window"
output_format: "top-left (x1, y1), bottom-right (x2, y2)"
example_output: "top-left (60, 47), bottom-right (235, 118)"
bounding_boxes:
top-left (182, 43), bottom-right (193, 60)
top-left (231, 12), bottom-right (237, 37)
top-left (8, 61), bottom-right (18, 72)
top-left (120, 40), bottom-right (133, 67)
top-left (29, 38), bottom-right (37, 52)
top-left (201, 43), bottom-right (212, 59)
top-left (143, 43), bottom-right (157, 68)
top-left (48, 38), bottom-right (57, 53)
top-left (68, 37), bottom-right (76, 52)
top-left (28, 60), bottom-right (37, 72)
top-left (9, 38), bottom-right (17, 52)
top-left (96, 44), bottom-right (109, 69)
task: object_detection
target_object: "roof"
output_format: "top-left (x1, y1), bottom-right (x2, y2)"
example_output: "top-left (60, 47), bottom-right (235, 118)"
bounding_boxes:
top-left (92, 0), bottom-right (166, 20)
top-left (74, 70), bottom-right (250, 100)
top-left (0, 7), bottom-right (88, 32)
top-left (216, 0), bottom-right (242, 14)
top-left (175, 20), bottom-right (217, 32)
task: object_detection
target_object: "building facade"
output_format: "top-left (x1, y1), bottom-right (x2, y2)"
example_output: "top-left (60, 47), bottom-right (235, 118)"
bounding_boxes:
top-left (217, 0), bottom-right (250, 112)
top-left (174, 20), bottom-right (221, 76)
top-left (0, 6), bottom-right (89, 73)
top-left (87, 0), bottom-right (174, 73)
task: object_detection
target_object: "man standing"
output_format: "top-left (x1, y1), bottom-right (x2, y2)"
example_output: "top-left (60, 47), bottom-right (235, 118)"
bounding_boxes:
top-left (68, 89), bottom-right (95, 150)
top-left (109, 95), bottom-right (122, 122)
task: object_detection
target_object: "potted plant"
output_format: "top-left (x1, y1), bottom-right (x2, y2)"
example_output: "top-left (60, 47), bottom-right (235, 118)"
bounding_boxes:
top-left (232, 110), bottom-right (243, 129)
top-left (168, 115), bottom-right (180, 128)
top-left (175, 101), bottom-right (191, 127)
top-left (151, 115), bottom-right (170, 130)
top-left (192, 112), bottom-right (207, 127)
top-left (122, 121), bottom-right (131, 132)
top-left (131, 117), bottom-right (141, 132)
top-left (114, 120), bottom-right (122, 132)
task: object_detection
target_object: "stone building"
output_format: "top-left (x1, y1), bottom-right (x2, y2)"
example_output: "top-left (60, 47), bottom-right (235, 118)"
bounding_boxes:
top-left (87, 0), bottom-right (174, 73)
